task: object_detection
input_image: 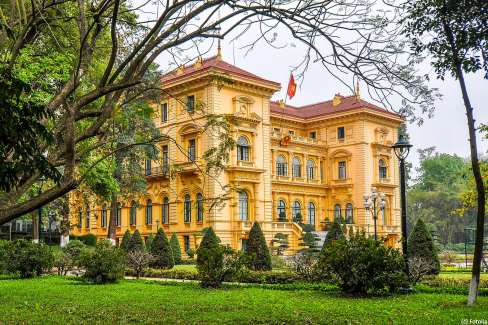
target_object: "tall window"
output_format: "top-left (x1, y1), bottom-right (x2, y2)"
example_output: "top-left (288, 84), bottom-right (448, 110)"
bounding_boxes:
top-left (186, 95), bottom-right (195, 113)
top-left (145, 199), bottom-right (153, 225)
top-left (277, 200), bottom-right (286, 221)
top-left (307, 160), bottom-right (315, 180)
top-left (184, 194), bottom-right (191, 223)
top-left (184, 235), bottom-right (190, 253)
top-left (238, 191), bottom-right (249, 221)
top-left (130, 201), bottom-right (137, 225)
top-left (78, 208), bottom-right (83, 228)
top-left (379, 159), bottom-right (388, 179)
top-left (162, 197), bottom-right (169, 224)
top-left (338, 161), bottom-right (346, 179)
top-left (86, 208), bottom-right (90, 229)
top-left (196, 193), bottom-right (204, 222)
top-left (188, 139), bottom-right (196, 162)
top-left (345, 203), bottom-right (353, 224)
top-left (145, 159), bottom-right (152, 176)
top-left (237, 136), bottom-right (250, 161)
top-left (276, 155), bottom-right (288, 176)
top-left (116, 203), bottom-right (121, 226)
top-left (292, 201), bottom-right (301, 221)
top-left (308, 202), bottom-right (316, 225)
top-left (292, 157), bottom-right (301, 178)
top-left (161, 103), bottom-right (168, 122)
top-left (334, 204), bottom-right (341, 221)
top-left (101, 206), bottom-right (107, 228)
top-left (162, 145), bottom-right (169, 172)
top-left (337, 126), bottom-right (345, 140)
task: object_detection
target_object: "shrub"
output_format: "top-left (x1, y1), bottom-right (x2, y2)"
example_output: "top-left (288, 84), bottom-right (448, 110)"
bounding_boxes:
top-left (80, 239), bottom-right (126, 283)
top-left (127, 230), bottom-right (145, 252)
top-left (0, 240), bottom-right (10, 274)
top-left (271, 255), bottom-right (287, 269)
top-left (146, 234), bottom-right (155, 251)
top-left (186, 248), bottom-right (196, 259)
top-left (170, 233), bottom-right (182, 264)
top-left (53, 240), bottom-right (87, 276)
top-left (408, 219), bottom-right (440, 275)
top-left (221, 246), bottom-right (248, 282)
top-left (237, 270), bottom-right (300, 284)
top-left (53, 247), bottom-right (71, 276)
top-left (5, 240), bottom-right (54, 278)
top-left (247, 222), bottom-right (272, 271)
top-left (64, 239), bottom-right (86, 265)
top-left (120, 230), bottom-right (131, 251)
top-left (196, 227), bottom-right (223, 288)
top-left (127, 250), bottom-right (153, 279)
top-left (322, 219), bottom-right (344, 247)
top-left (150, 228), bottom-right (174, 269)
top-left (287, 251), bottom-right (320, 282)
top-left (317, 232), bottom-right (408, 295)
top-left (271, 233), bottom-right (289, 256)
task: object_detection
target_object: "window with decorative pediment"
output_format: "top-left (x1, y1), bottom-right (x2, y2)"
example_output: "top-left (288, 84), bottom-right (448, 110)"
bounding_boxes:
top-left (237, 136), bottom-right (250, 161)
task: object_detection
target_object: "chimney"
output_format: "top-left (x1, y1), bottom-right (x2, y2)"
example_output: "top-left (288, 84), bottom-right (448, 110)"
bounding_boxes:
top-left (332, 93), bottom-right (342, 106)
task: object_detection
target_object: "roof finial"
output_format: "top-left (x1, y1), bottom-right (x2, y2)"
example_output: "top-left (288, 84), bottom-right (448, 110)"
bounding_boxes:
top-left (355, 79), bottom-right (360, 101)
top-left (217, 38), bottom-right (222, 60)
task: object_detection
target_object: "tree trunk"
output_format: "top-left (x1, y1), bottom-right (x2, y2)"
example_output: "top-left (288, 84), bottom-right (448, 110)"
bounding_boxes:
top-left (443, 21), bottom-right (487, 305)
top-left (107, 149), bottom-right (123, 244)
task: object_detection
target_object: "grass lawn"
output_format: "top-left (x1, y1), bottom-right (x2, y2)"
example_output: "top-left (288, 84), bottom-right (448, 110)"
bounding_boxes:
top-left (1, 277), bottom-right (488, 324)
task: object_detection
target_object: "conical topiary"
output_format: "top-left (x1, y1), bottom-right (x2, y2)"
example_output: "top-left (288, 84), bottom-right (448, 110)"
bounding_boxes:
top-left (120, 230), bottom-right (132, 251)
top-left (247, 222), bottom-right (272, 271)
top-left (408, 219), bottom-right (440, 274)
top-left (322, 219), bottom-right (345, 248)
top-left (150, 228), bottom-right (174, 269)
top-left (170, 233), bottom-right (182, 264)
top-left (127, 229), bottom-right (145, 252)
top-left (196, 227), bottom-right (223, 288)
top-left (146, 234), bottom-right (155, 252)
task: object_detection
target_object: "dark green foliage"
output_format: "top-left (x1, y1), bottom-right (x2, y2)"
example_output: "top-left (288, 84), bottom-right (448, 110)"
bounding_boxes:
top-left (146, 234), bottom-right (155, 252)
top-left (150, 228), bottom-right (174, 269)
top-left (120, 230), bottom-right (131, 251)
top-left (271, 233), bottom-right (289, 256)
top-left (80, 239), bottom-right (126, 283)
top-left (293, 212), bottom-right (303, 223)
top-left (322, 219), bottom-right (345, 248)
top-left (4, 240), bottom-right (54, 278)
top-left (300, 230), bottom-right (321, 254)
top-left (73, 234), bottom-right (97, 246)
top-left (196, 227), bottom-right (223, 288)
top-left (0, 240), bottom-right (9, 273)
top-left (186, 248), bottom-right (196, 259)
top-left (318, 232), bottom-right (408, 295)
top-left (170, 233), bottom-right (182, 264)
top-left (127, 230), bottom-right (145, 252)
top-left (408, 219), bottom-right (440, 275)
top-left (247, 222), bottom-right (272, 271)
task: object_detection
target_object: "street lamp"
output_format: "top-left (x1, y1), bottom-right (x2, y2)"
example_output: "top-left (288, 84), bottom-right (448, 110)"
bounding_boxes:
top-left (392, 134), bottom-right (412, 273)
top-left (363, 187), bottom-right (386, 240)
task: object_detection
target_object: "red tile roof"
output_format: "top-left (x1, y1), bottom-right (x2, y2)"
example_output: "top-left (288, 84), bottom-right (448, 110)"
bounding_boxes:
top-left (270, 95), bottom-right (402, 120)
top-left (160, 55), bottom-right (280, 87)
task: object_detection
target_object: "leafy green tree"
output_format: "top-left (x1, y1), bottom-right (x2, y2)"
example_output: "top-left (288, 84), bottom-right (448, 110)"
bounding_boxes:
top-left (146, 234), bottom-right (155, 252)
top-left (170, 233), bottom-right (182, 264)
top-left (150, 228), bottom-right (174, 269)
top-left (408, 219), bottom-right (440, 275)
top-left (246, 222), bottom-right (272, 271)
top-left (196, 227), bottom-right (223, 288)
top-left (120, 230), bottom-right (132, 251)
top-left (127, 230), bottom-right (144, 252)
top-left (403, 0), bottom-right (487, 305)
top-left (322, 219), bottom-right (345, 248)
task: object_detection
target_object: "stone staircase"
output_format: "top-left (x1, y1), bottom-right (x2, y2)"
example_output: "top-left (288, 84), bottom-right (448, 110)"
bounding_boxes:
top-left (313, 231), bottom-right (328, 247)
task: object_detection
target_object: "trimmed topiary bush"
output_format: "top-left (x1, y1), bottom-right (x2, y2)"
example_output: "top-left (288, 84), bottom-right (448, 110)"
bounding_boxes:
top-left (120, 230), bottom-right (131, 251)
top-left (323, 219), bottom-right (344, 247)
top-left (408, 219), bottom-right (440, 275)
top-left (150, 228), bottom-right (174, 269)
top-left (80, 239), bottom-right (126, 283)
top-left (318, 232), bottom-right (408, 295)
top-left (5, 240), bottom-right (54, 278)
top-left (146, 234), bottom-right (155, 252)
top-left (196, 227), bottom-right (223, 288)
top-left (127, 230), bottom-right (145, 252)
top-left (170, 233), bottom-right (182, 264)
top-left (247, 222), bottom-right (272, 271)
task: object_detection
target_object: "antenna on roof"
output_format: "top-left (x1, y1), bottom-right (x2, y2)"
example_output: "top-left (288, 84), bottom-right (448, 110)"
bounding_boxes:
top-left (355, 78), bottom-right (361, 101)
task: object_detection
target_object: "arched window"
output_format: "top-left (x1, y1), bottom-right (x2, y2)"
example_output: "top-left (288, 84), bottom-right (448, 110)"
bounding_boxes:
top-left (162, 197), bottom-right (169, 224)
top-left (277, 200), bottom-right (286, 221)
top-left (130, 201), bottom-right (137, 225)
top-left (334, 204), bottom-right (342, 221)
top-left (379, 159), bottom-right (388, 179)
top-left (276, 155), bottom-right (288, 176)
top-left (238, 191), bottom-right (249, 221)
top-left (184, 194), bottom-right (191, 223)
top-left (145, 159), bottom-right (152, 176)
top-left (292, 157), bottom-right (301, 178)
top-left (101, 206), bottom-right (107, 228)
top-left (308, 202), bottom-right (315, 225)
top-left (145, 199), bottom-right (153, 225)
top-left (307, 160), bottom-right (315, 180)
top-left (345, 203), bottom-right (353, 224)
top-left (78, 208), bottom-right (83, 228)
top-left (116, 203), bottom-right (122, 226)
top-left (292, 201), bottom-right (301, 222)
top-left (237, 136), bottom-right (250, 161)
top-left (197, 193), bottom-right (204, 222)
top-left (86, 207), bottom-right (90, 229)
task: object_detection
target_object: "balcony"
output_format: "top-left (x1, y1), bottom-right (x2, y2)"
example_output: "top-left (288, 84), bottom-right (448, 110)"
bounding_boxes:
top-left (271, 130), bottom-right (323, 146)
top-left (145, 166), bottom-right (169, 179)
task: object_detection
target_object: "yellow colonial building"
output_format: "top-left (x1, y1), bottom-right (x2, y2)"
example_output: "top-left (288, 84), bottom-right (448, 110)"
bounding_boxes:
top-left (71, 53), bottom-right (404, 255)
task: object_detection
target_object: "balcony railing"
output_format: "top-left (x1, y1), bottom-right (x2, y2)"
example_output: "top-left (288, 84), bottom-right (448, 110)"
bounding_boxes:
top-left (145, 166), bottom-right (169, 178)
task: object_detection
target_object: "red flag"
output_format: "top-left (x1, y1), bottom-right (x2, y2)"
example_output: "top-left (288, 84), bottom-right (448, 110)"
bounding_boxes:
top-left (287, 73), bottom-right (297, 99)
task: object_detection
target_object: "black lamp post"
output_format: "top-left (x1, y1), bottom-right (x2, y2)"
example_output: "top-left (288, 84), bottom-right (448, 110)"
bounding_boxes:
top-left (392, 134), bottom-right (412, 274)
